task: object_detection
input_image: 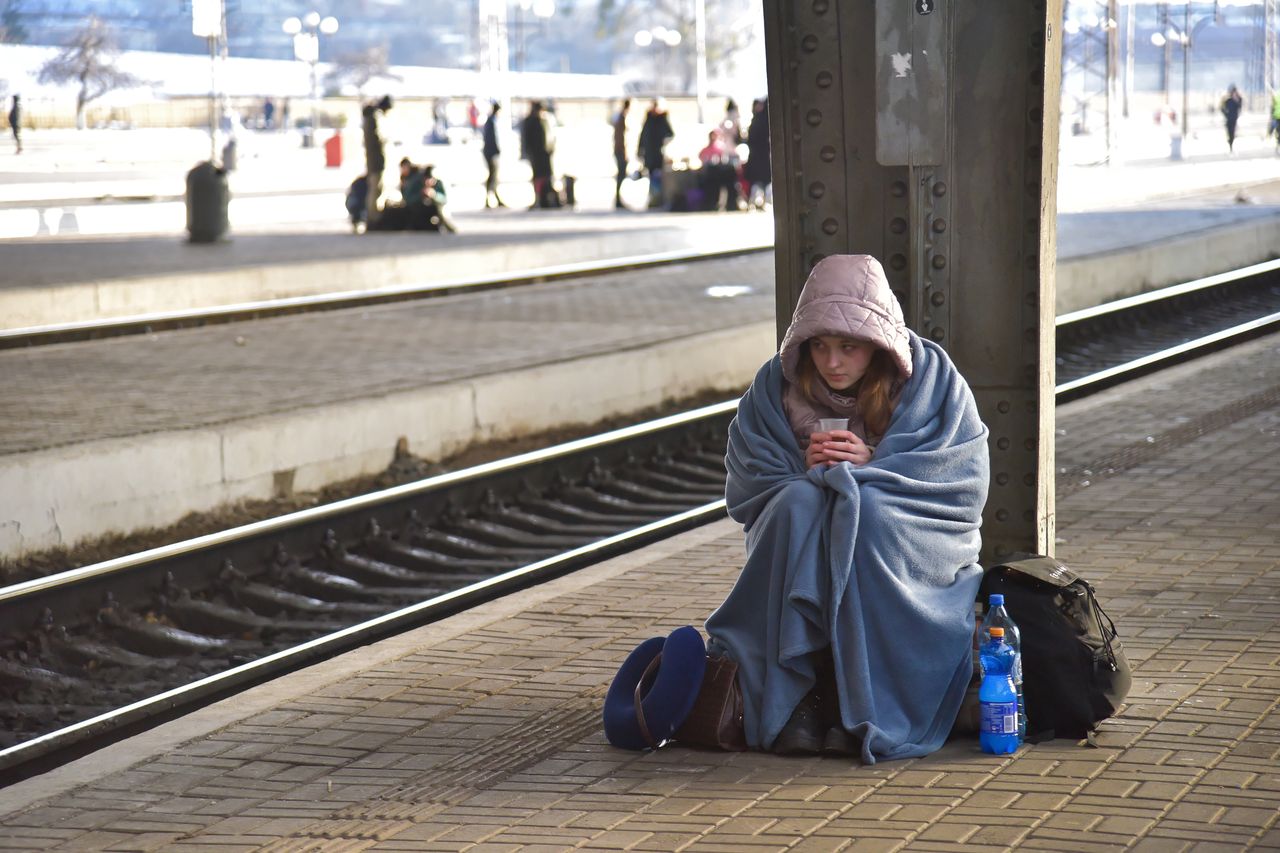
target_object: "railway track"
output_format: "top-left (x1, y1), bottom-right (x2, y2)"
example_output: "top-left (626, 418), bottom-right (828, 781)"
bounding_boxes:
top-left (1055, 257), bottom-right (1280, 399)
top-left (2, 259), bottom-right (1277, 783)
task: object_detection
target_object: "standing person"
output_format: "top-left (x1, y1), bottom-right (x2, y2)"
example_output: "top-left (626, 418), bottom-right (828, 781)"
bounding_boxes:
top-left (637, 98), bottom-right (674, 209)
top-left (280, 98), bottom-right (291, 132)
top-left (520, 100), bottom-right (555, 209)
top-left (744, 97), bottom-right (772, 209)
top-left (467, 99), bottom-right (480, 139)
top-left (361, 95), bottom-right (392, 228)
top-left (262, 97), bottom-right (275, 130)
top-left (432, 98), bottom-right (450, 144)
top-left (8, 94), bottom-right (21, 155)
top-left (705, 254), bottom-right (989, 761)
top-left (1221, 84), bottom-right (1243, 154)
top-left (482, 101), bottom-right (506, 208)
top-left (1271, 88), bottom-right (1280, 153)
top-left (612, 98), bottom-right (631, 210)
top-left (720, 97), bottom-right (743, 145)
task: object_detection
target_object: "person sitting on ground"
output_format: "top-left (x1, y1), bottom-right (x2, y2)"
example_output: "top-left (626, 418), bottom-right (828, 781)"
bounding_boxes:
top-left (345, 174), bottom-right (369, 232)
top-left (696, 129), bottom-right (741, 211)
top-left (421, 165), bottom-right (457, 233)
top-left (392, 157), bottom-right (427, 231)
top-left (705, 254), bottom-right (989, 763)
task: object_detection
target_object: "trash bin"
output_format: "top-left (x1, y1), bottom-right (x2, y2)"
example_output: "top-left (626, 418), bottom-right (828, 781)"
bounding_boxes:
top-left (185, 160), bottom-right (229, 243)
top-left (324, 131), bottom-right (342, 168)
top-left (1169, 134), bottom-right (1183, 161)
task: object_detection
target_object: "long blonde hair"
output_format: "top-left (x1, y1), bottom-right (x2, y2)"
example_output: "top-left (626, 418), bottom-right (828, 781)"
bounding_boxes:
top-left (796, 342), bottom-right (900, 438)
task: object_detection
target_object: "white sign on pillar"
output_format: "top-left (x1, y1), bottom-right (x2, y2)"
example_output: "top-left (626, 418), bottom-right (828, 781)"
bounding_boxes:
top-left (875, 0), bottom-right (947, 166)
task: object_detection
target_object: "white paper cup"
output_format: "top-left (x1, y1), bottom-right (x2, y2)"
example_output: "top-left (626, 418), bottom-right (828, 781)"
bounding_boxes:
top-left (817, 418), bottom-right (849, 432)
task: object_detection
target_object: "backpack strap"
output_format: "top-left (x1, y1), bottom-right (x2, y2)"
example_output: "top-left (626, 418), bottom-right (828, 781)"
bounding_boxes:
top-left (633, 653), bottom-right (664, 749)
top-left (1086, 585), bottom-right (1121, 671)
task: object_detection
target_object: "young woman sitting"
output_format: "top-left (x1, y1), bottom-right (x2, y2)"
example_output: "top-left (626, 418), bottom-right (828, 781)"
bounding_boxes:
top-left (706, 253), bottom-right (989, 763)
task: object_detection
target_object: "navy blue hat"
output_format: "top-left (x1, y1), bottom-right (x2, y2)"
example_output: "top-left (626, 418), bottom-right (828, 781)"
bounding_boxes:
top-left (603, 626), bottom-right (707, 750)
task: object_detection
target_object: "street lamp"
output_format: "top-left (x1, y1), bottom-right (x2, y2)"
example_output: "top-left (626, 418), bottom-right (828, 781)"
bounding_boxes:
top-left (283, 11), bottom-right (338, 148)
top-left (513, 0), bottom-right (554, 72)
top-left (192, 0), bottom-right (224, 163)
top-left (634, 26), bottom-right (682, 96)
top-left (1149, 4), bottom-right (1220, 141)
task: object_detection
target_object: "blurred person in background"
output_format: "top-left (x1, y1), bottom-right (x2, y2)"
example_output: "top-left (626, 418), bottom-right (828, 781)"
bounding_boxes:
top-left (8, 94), bottom-right (21, 155)
top-left (638, 98), bottom-right (674, 209)
top-left (613, 98), bottom-right (631, 210)
top-left (521, 100), bottom-right (558, 209)
top-left (1269, 89), bottom-right (1280, 152)
top-left (362, 95), bottom-right (393, 227)
top-left (744, 97), bottom-right (771, 210)
top-left (697, 129), bottom-right (741, 211)
top-left (721, 97), bottom-right (743, 146)
top-left (482, 101), bottom-right (506, 208)
top-left (1220, 84), bottom-right (1243, 155)
top-left (423, 165), bottom-right (457, 233)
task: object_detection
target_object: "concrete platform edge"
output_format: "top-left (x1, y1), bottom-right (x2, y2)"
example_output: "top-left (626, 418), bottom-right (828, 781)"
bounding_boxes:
top-left (0, 221), bottom-right (775, 330)
top-left (1057, 216), bottom-right (1280, 313)
top-left (0, 323), bottom-right (773, 560)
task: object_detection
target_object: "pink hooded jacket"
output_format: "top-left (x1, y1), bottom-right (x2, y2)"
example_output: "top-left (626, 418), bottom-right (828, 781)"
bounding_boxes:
top-left (777, 254), bottom-right (913, 445)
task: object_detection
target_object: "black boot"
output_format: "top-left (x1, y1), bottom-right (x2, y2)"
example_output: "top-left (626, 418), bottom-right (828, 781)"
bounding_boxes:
top-left (821, 726), bottom-right (859, 756)
top-left (774, 688), bottom-right (825, 755)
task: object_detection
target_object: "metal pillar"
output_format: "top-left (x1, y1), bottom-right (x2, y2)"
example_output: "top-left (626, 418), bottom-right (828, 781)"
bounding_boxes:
top-left (1062, 1), bottom-right (1111, 139)
top-left (1123, 0), bottom-right (1135, 117)
top-left (1267, 0), bottom-right (1279, 96)
top-left (1160, 3), bottom-right (1172, 102)
top-left (763, 0), bottom-right (1062, 562)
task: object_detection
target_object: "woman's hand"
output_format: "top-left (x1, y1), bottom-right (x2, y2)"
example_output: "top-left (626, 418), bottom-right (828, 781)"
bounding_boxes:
top-left (807, 430), bottom-right (873, 468)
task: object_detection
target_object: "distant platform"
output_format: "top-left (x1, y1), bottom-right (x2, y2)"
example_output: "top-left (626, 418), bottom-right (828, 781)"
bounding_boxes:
top-left (3, 194), bottom-right (1280, 559)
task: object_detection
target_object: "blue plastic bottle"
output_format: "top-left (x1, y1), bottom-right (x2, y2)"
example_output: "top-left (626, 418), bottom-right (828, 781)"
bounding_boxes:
top-left (981, 593), bottom-right (1025, 739)
top-left (979, 627), bottom-right (1021, 755)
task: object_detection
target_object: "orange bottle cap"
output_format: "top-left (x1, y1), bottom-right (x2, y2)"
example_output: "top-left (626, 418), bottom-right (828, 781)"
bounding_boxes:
top-left (990, 627), bottom-right (1005, 638)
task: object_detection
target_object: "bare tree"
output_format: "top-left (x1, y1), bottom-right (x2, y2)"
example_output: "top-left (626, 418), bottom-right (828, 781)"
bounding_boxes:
top-left (37, 16), bottom-right (144, 129)
top-left (323, 45), bottom-right (402, 97)
top-left (597, 0), bottom-right (756, 92)
top-left (1, 0), bottom-right (28, 44)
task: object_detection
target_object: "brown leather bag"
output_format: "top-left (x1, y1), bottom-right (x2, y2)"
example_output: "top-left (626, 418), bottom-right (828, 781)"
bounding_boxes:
top-left (674, 655), bottom-right (748, 751)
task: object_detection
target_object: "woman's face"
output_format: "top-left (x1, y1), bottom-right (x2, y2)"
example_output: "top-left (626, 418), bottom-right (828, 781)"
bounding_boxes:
top-left (809, 335), bottom-right (875, 391)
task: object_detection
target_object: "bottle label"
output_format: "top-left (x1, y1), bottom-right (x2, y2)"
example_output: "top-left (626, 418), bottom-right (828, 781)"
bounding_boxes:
top-left (981, 702), bottom-right (1018, 735)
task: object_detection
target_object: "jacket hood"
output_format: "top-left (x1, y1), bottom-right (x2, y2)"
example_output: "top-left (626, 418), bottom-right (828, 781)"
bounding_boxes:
top-left (779, 254), bottom-right (912, 383)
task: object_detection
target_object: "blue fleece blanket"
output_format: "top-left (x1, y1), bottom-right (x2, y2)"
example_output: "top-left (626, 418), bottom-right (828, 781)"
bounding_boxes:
top-left (706, 333), bottom-right (989, 763)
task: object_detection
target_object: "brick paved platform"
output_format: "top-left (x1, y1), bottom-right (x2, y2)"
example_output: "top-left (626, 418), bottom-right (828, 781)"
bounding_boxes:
top-left (2, 333), bottom-right (1276, 851)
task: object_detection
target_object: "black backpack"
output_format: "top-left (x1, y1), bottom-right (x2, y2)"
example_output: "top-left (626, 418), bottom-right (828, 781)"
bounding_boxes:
top-left (979, 554), bottom-right (1132, 741)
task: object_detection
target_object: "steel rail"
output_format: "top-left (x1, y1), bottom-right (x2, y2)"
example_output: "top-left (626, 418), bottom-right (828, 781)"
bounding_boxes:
top-left (0, 244), bottom-right (772, 350)
top-left (0, 400), bottom-right (739, 605)
top-left (1055, 259), bottom-right (1280, 399)
top-left (0, 501), bottom-right (726, 775)
top-left (1056, 311), bottom-right (1280, 397)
